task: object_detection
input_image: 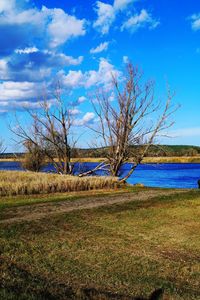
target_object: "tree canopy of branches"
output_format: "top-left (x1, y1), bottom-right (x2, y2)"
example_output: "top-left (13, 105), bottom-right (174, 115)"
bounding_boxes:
top-left (81, 63), bottom-right (177, 182)
top-left (12, 88), bottom-right (75, 174)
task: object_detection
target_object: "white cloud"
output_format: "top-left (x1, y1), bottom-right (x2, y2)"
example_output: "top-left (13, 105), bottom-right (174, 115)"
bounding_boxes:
top-left (169, 127), bottom-right (200, 138)
top-left (3, 50), bottom-right (83, 83)
top-left (44, 7), bottom-right (86, 47)
top-left (0, 4), bottom-right (86, 48)
top-left (78, 96), bottom-right (86, 103)
top-left (61, 70), bottom-right (85, 88)
top-left (121, 9), bottom-right (160, 32)
top-left (93, 1), bottom-right (115, 34)
top-left (63, 55), bottom-right (83, 66)
top-left (85, 58), bottom-right (120, 88)
top-left (190, 14), bottom-right (200, 31)
top-left (90, 41), bottom-right (109, 54)
top-left (74, 112), bottom-right (95, 126)
top-left (0, 81), bottom-right (40, 101)
top-left (0, 59), bottom-right (9, 80)
top-left (47, 52), bottom-right (83, 66)
top-left (3, 8), bottom-right (45, 26)
top-left (61, 58), bottom-right (121, 90)
top-left (69, 108), bottom-right (81, 115)
top-left (0, 98), bottom-right (55, 110)
top-left (15, 47), bottom-right (39, 54)
top-left (0, 0), bottom-right (15, 13)
top-left (93, 0), bottom-right (134, 34)
top-left (0, 1), bottom-right (87, 111)
top-left (113, 0), bottom-right (134, 11)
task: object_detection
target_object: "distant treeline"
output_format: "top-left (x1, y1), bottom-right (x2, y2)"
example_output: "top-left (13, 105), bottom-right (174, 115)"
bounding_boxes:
top-left (73, 145), bottom-right (200, 158)
top-left (1, 145), bottom-right (200, 160)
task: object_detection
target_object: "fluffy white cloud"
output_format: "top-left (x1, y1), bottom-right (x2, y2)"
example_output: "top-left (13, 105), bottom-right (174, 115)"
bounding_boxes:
top-left (74, 112), bottom-right (95, 126)
top-left (15, 47), bottom-right (39, 54)
top-left (0, 98), bottom-right (55, 110)
top-left (0, 1), bottom-right (87, 111)
top-left (93, 0), bottom-right (134, 34)
top-left (85, 58), bottom-right (119, 88)
top-left (90, 41), bottom-right (109, 54)
top-left (121, 9), bottom-right (160, 32)
top-left (78, 96), bottom-right (86, 103)
top-left (3, 50), bottom-right (83, 83)
top-left (61, 70), bottom-right (85, 88)
top-left (44, 7), bottom-right (86, 47)
top-left (0, 81), bottom-right (40, 101)
top-left (0, 59), bottom-right (9, 80)
top-left (93, 1), bottom-right (115, 34)
top-left (0, 4), bottom-right (86, 48)
top-left (0, 0), bottom-right (15, 13)
top-left (113, 0), bottom-right (134, 11)
top-left (69, 108), bottom-right (81, 115)
top-left (190, 14), bottom-right (200, 31)
top-left (61, 58), bottom-right (121, 90)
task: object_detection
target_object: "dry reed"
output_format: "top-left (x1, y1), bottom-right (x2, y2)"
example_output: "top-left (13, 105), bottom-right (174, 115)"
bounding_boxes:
top-left (0, 171), bottom-right (119, 196)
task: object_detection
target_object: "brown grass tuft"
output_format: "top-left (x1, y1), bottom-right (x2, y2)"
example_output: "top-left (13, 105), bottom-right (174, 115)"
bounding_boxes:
top-left (0, 171), bottom-right (119, 196)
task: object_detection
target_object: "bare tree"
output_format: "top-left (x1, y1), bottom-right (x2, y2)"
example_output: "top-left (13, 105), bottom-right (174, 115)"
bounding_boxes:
top-left (11, 87), bottom-right (75, 174)
top-left (21, 120), bottom-right (46, 172)
top-left (0, 138), bottom-right (6, 155)
top-left (80, 63), bottom-right (177, 182)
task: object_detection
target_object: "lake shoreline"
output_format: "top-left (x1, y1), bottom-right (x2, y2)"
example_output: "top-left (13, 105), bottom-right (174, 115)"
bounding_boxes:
top-left (0, 161), bottom-right (200, 189)
top-left (1, 155), bottom-right (200, 163)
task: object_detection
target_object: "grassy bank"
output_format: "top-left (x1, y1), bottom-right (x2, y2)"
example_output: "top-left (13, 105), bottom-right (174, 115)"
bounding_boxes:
top-left (76, 156), bottom-right (200, 163)
top-left (0, 190), bottom-right (199, 299)
top-left (143, 156), bottom-right (200, 163)
top-left (1, 156), bottom-right (200, 163)
top-left (0, 171), bottom-right (119, 197)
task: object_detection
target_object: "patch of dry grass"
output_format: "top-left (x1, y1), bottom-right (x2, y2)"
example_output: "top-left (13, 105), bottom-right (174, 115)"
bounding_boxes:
top-left (0, 171), bottom-right (119, 196)
top-left (143, 156), bottom-right (200, 163)
top-left (0, 191), bottom-right (199, 299)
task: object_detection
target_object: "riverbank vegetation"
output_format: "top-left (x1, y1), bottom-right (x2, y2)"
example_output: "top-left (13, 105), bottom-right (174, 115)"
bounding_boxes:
top-left (1, 144), bottom-right (200, 164)
top-left (0, 189), bottom-right (199, 299)
top-left (0, 171), bottom-right (119, 197)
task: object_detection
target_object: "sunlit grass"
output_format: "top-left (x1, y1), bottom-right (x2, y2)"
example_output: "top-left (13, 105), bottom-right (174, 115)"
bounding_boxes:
top-left (0, 171), bottom-right (119, 196)
top-left (0, 191), bottom-right (199, 299)
top-left (1, 155), bottom-right (200, 163)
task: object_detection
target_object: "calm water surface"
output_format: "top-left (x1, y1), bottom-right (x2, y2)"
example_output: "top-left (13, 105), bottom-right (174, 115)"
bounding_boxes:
top-left (0, 161), bottom-right (200, 189)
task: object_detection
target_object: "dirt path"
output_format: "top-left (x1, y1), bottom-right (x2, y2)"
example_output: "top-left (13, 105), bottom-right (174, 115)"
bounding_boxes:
top-left (0, 189), bottom-right (187, 224)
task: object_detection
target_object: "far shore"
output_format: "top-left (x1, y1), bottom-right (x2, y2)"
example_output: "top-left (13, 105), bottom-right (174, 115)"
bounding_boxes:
top-left (1, 156), bottom-right (200, 163)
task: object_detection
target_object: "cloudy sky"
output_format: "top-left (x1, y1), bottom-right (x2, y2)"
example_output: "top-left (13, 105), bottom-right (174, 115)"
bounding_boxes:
top-left (0, 0), bottom-right (200, 150)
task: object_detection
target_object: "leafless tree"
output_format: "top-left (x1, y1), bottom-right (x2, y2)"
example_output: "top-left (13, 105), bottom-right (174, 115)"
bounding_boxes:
top-left (0, 138), bottom-right (6, 155)
top-left (80, 63), bottom-right (178, 182)
top-left (20, 120), bottom-right (46, 172)
top-left (11, 87), bottom-right (76, 174)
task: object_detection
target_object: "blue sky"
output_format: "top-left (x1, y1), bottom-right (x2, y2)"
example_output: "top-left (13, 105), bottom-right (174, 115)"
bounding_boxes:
top-left (0, 0), bottom-right (200, 151)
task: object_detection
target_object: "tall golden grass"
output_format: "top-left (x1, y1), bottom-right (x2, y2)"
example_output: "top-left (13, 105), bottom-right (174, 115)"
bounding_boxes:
top-left (143, 156), bottom-right (200, 163)
top-left (0, 171), bottom-right (119, 196)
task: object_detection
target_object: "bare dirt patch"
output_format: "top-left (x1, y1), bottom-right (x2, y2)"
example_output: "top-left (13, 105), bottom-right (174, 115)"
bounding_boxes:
top-left (0, 189), bottom-right (187, 225)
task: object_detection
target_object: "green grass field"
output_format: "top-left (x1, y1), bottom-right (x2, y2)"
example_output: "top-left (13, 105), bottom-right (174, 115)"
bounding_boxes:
top-left (0, 189), bottom-right (200, 299)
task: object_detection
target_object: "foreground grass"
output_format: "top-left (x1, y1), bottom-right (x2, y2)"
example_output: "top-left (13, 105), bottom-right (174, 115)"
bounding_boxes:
top-left (0, 190), bottom-right (199, 299)
top-left (0, 171), bottom-right (119, 197)
top-left (0, 186), bottom-right (138, 210)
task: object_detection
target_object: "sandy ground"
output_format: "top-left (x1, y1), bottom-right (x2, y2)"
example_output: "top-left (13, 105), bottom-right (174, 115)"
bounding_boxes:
top-left (0, 189), bottom-right (188, 225)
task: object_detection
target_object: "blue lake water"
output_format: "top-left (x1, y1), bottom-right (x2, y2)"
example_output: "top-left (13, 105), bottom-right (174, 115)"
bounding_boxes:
top-left (0, 161), bottom-right (200, 189)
